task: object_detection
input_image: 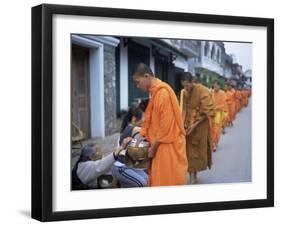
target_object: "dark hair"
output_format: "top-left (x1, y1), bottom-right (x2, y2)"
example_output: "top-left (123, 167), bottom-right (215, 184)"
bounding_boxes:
top-left (182, 72), bottom-right (194, 82)
top-left (133, 63), bottom-right (154, 77)
top-left (138, 98), bottom-right (150, 112)
top-left (78, 143), bottom-right (96, 162)
top-left (120, 107), bottom-right (143, 133)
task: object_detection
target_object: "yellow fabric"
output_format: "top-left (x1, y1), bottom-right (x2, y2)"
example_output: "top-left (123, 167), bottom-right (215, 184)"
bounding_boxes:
top-left (180, 89), bottom-right (184, 113)
top-left (214, 111), bottom-right (222, 124)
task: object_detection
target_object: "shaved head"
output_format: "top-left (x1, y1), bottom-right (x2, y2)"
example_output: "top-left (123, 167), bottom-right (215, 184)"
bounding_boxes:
top-left (133, 63), bottom-right (154, 78)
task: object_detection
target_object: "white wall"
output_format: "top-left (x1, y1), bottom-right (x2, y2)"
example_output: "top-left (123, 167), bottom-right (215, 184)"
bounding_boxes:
top-left (89, 47), bottom-right (105, 138)
top-left (0, 0), bottom-right (279, 226)
top-left (174, 55), bottom-right (188, 71)
top-left (120, 38), bottom-right (129, 110)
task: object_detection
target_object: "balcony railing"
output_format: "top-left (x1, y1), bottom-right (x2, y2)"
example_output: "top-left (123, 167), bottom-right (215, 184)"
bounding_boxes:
top-left (164, 39), bottom-right (200, 57)
top-left (196, 56), bottom-right (224, 75)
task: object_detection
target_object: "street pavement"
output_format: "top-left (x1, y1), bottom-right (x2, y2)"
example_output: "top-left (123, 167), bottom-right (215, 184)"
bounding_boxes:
top-left (197, 99), bottom-right (252, 184)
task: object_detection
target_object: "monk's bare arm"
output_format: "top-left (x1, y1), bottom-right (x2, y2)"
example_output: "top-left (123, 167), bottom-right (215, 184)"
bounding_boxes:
top-left (186, 115), bottom-right (207, 136)
top-left (148, 141), bottom-right (160, 158)
top-left (186, 87), bottom-right (213, 135)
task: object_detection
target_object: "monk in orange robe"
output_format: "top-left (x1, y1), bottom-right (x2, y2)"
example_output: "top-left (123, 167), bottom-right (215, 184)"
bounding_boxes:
top-left (211, 81), bottom-right (228, 151)
top-left (224, 84), bottom-right (235, 126)
top-left (221, 89), bottom-right (229, 131)
top-left (240, 90), bottom-right (244, 108)
top-left (180, 73), bottom-right (215, 184)
top-left (242, 89), bottom-right (249, 107)
top-left (246, 88), bottom-right (251, 106)
top-left (239, 90), bottom-right (243, 111)
top-left (234, 88), bottom-right (242, 114)
top-left (229, 86), bottom-right (237, 123)
top-left (224, 84), bottom-right (233, 126)
top-left (133, 63), bottom-right (188, 186)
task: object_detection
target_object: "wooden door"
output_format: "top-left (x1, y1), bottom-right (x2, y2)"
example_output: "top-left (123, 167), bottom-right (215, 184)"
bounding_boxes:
top-left (71, 44), bottom-right (90, 138)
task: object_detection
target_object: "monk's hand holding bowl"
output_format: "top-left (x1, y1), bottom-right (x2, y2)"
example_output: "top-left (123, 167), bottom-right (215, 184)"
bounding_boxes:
top-left (148, 142), bottom-right (160, 158)
top-left (186, 124), bottom-right (196, 136)
top-left (148, 146), bottom-right (156, 158)
top-left (186, 115), bottom-right (208, 136)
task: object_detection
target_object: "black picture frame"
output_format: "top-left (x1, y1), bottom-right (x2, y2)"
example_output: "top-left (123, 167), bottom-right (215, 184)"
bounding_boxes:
top-left (32, 3), bottom-right (274, 222)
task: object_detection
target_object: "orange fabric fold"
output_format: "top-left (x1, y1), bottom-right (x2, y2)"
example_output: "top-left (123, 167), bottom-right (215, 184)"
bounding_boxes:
top-left (140, 79), bottom-right (188, 186)
top-left (211, 90), bottom-right (227, 149)
top-left (212, 90), bottom-right (228, 112)
top-left (234, 90), bottom-right (242, 113)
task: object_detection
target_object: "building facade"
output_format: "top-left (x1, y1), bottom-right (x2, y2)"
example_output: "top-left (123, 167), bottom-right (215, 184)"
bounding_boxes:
top-left (71, 35), bottom-right (246, 139)
top-left (71, 35), bottom-right (199, 139)
top-left (71, 35), bottom-right (120, 139)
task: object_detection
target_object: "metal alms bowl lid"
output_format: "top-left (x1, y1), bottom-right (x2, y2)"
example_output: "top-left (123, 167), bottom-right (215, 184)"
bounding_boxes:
top-left (127, 133), bottom-right (150, 149)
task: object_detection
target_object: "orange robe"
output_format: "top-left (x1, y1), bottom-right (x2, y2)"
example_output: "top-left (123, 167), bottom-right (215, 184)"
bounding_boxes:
top-left (225, 90), bottom-right (233, 124)
top-left (248, 89), bottom-right (252, 97)
top-left (230, 88), bottom-right (237, 121)
top-left (242, 90), bottom-right (249, 107)
top-left (246, 89), bottom-right (251, 105)
top-left (180, 85), bottom-right (215, 172)
top-left (140, 79), bottom-right (188, 186)
top-left (234, 90), bottom-right (242, 114)
top-left (222, 90), bottom-right (229, 128)
top-left (240, 90), bottom-right (244, 108)
top-left (212, 90), bottom-right (227, 150)
top-left (239, 91), bottom-right (243, 111)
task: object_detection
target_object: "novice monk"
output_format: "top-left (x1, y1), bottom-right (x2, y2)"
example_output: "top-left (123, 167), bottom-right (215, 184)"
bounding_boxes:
top-left (226, 84), bottom-right (236, 126)
top-left (221, 87), bottom-right (229, 134)
top-left (180, 72), bottom-right (215, 184)
top-left (234, 88), bottom-right (243, 113)
top-left (211, 81), bottom-right (228, 151)
top-left (133, 63), bottom-right (188, 186)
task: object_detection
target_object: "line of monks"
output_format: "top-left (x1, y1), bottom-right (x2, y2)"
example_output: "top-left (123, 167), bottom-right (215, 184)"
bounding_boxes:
top-left (210, 81), bottom-right (251, 152)
top-left (131, 63), bottom-right (252, 186)
top-left (179, 77), bottom-right (251, 184)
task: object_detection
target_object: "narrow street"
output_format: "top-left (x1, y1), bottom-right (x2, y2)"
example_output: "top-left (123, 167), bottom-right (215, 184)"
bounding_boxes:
top-left (197, 99), bottom-right (252, 184)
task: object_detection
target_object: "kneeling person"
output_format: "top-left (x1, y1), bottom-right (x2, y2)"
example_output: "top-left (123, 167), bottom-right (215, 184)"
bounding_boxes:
top-left (72, 139), bottom-right (131, 190)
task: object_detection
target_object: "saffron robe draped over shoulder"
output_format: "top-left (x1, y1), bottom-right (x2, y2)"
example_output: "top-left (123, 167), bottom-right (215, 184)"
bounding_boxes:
top-left (230, 88), bottom-right (237, 121)
top-left (234, 90), bottom-right (242, 113)
top-left (181, 84), bottom-right (215, 172)
top-left (212, 90), bottom-right (228, 149)
top-left (140, 79), bottom-right (188, 186)
top-left (224, 90), bottom-right (232, 125)
top-left (226, 89), bottom-right (235, 123)
top-left (241, 90), bottom-right (249, 107)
